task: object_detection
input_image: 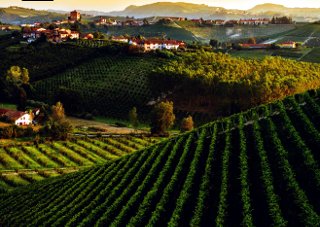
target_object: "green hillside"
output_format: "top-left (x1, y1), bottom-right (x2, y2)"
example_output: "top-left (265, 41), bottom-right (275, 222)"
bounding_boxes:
top-left (0, 136), bottom-right (159, 191)
top-left (105, 22), bottom-right (198, 42)
top-left (1, 90), bottom-right (320, 226)
top-left (0, 6), bottom-right (65, 24)
top-left (32, 55), bottom-right (164, 118)
top-left (177, 22), bottom-right (296, 42)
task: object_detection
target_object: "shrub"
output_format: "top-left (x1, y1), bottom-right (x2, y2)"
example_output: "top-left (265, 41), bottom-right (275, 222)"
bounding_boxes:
top-left (180, 116), bottom-right (194, 132)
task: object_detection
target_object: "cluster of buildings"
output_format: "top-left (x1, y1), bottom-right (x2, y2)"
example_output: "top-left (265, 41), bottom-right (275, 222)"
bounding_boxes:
top-left (94, 16), bottom-right (145, 27)
top-left (22, 27), bottom-right (80, 43)
top-left (0, 25), bottom-right (12, 31)
top-left (112, 36), bottom-right (185, 51)
top-left (187, 18), bottom-right (271, 26)
top-left (238, 18), bottom-right (270, 25)
top-left (0, 109), bottom-right (40, 126)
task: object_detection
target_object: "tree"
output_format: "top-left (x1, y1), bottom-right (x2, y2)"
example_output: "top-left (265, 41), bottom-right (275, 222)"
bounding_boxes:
top-left (42, 120), bottom-right (72, 140)
top-left (41, 102), bottom-right (72, 140)
top-left (209, 39), bottom-right (219, 49)
top-left (129, 107), bottom-right (139, 130)
top-left (180, 116), bottom-right (194, 132)
top-left (247, 37), bottom-right (256, 44)
top-left (51, 102), bottom-right (65, 122)
top-left (93, 31), bottom-right (106, 39)
top-left (5, 66), bottom-right (29, 86)
top-left (151, 101), bottom-right (175, 136)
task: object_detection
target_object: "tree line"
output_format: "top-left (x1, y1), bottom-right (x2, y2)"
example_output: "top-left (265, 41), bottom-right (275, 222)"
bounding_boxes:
top-left (154, 50), bottom-right (320, 117)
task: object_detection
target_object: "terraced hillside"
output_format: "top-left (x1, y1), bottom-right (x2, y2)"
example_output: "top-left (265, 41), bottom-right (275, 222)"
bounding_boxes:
top-left (0, 91), bottom-right (320, 226)
top-left (1, 91), bottom-right (320, 226)
top-left (33, 55), bottom-right (163, 118)
top-left (0, 136), bottom-right (159, 191)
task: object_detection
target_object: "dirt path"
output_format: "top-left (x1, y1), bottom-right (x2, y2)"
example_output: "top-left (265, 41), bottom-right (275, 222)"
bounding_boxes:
top-left (67, 117), bottom-right (147, 134)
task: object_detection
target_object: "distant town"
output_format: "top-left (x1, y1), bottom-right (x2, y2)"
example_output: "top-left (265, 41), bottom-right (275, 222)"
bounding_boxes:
top-left (0, 10), bottom-right (297, 51)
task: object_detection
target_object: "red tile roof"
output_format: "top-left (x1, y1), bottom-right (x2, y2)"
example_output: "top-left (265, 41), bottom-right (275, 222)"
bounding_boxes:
top-left (0, 109), bottom-right (11, 116)
top-left (280, 41), bottom-right (296, 45)
top-left (5, 111), bottom-right (26, 121)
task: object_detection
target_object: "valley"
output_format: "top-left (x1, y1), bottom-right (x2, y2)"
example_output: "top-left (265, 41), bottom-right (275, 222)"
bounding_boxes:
top-left (0, 1), bottom-right (320, 226)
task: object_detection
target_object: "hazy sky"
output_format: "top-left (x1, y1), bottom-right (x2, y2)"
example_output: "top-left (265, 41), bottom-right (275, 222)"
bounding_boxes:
top-left (0, 0), bottom-right (320, 12)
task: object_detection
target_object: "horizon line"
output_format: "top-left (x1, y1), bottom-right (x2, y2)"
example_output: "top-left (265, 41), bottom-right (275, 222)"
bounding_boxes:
top-left (3, 2), bottom-right (320, 13)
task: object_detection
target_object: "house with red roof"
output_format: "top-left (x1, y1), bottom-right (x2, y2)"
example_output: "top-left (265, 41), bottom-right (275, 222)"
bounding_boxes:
top-left (111, 36), bottom-right (129, 43)
top-left (278, 41), bottom-right (297, 49)
top-left (0, 109), bottom-right (33, 126)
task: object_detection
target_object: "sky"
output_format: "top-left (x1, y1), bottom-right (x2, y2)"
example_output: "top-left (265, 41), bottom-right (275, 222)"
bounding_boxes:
top-left (0, 0), bottom-right (320, 12)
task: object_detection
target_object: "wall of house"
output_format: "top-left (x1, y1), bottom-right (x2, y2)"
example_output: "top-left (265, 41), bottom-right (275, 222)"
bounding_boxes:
top-left (15, 114), bottom-right (32, 126)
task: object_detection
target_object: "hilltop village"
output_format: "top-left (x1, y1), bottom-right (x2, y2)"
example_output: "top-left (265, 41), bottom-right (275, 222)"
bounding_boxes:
top-left (17, 10), bottom-right (296, 50)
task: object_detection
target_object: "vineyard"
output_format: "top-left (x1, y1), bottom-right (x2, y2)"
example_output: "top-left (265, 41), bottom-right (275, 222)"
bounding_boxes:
top-left (32, 55), bottom-right (163, 118)
top-left (176, 23), bottom-right (296, 42)
top-left (1, 90), bottom-right (320, 226)
top-left (0, 136), bottom-right (159, 192)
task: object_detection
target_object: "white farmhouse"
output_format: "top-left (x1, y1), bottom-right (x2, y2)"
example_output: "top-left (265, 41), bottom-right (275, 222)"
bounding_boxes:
top-left (0, 109), bottom-right (33, 126)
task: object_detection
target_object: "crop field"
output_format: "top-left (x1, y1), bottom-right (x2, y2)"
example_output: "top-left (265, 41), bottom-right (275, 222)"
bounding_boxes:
top-left (33, 55), bottom-right (163, 118)
top-left (261, 24), bottom-right (320, 46)
top-left (301, 47), bottom-right (320, 63)
top-left (1, 90), bottom-right (320, 226)
top-left (177, 23), bottom-right (296, 42)
top-left (0, 136), bottom-right (159, 191)
top-left (96, 23), bottom-right (197, 42)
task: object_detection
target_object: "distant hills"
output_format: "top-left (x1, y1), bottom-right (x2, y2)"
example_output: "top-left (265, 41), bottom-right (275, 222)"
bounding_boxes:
top-left (0, 6), bottom-right (65, 24)
top-left (108, 2), bottom-right (245, 19)
top-left (1, 3), bottom-right (320, 24)
top-left (248, 3), bottom-right (320, 20)
top-left (108, 3), bottom-right (320, 21)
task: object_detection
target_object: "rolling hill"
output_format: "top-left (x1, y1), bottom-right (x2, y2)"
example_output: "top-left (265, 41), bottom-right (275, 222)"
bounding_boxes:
top-left (107, 2), bottom-right (320, 21)
top-left (0, 6), bottom-right (65, 24)
top-left (1, 90), bottom-right (320, 226)
top-left (0, 136), bottom-right (160, 191)
top-left (2, 3), bottom-right (320, 25)
top-left (32, 54), bottom-right (164, 119)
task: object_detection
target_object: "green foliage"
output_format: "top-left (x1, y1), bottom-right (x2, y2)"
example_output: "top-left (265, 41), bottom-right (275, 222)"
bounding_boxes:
top-left (155, 51), bottom-right (320, 114)
top-left (0, 125), bottom-right (35, 139)
top-left (0, 136), bottom-right (159, 191)
top-left (1, 90), bottom-right (320, 225)
top-left (51, 101), bottom-right (65, 122)
top-left (40, 102), bottom-right (71, 140)
top-left (151, 101), bottom-right (176, 136)
top-left (33, 55), bottom-right (163, 119)
top-left (5, 66), bottom-right (29, 86)
top-left (247, 37), bottom-right (256, 44)
top-left (180, 115), bottom-right (194, 132)
top-left (128, 107), bottom-right (139, 129)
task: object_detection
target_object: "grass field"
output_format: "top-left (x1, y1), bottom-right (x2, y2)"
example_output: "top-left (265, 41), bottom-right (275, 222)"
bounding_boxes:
top-left (1, 89), bottom-right (320, 226)
top-left (229, 48), bottom-right (312, 61)
top-left (301, 47), bottom-right (320, 63)
top-left (0, 136), bottom-right (159, 191)
top-left (0, 103), bottom-right (17, 110)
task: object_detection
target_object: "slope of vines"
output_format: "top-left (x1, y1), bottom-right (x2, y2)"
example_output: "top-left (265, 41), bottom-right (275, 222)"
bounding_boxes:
top-left (32, 55), bottom-right (163, 118)
top-left (0, 136), bottom-right (159, 192)
top-left (1, 90), bottom-right (320, 226)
